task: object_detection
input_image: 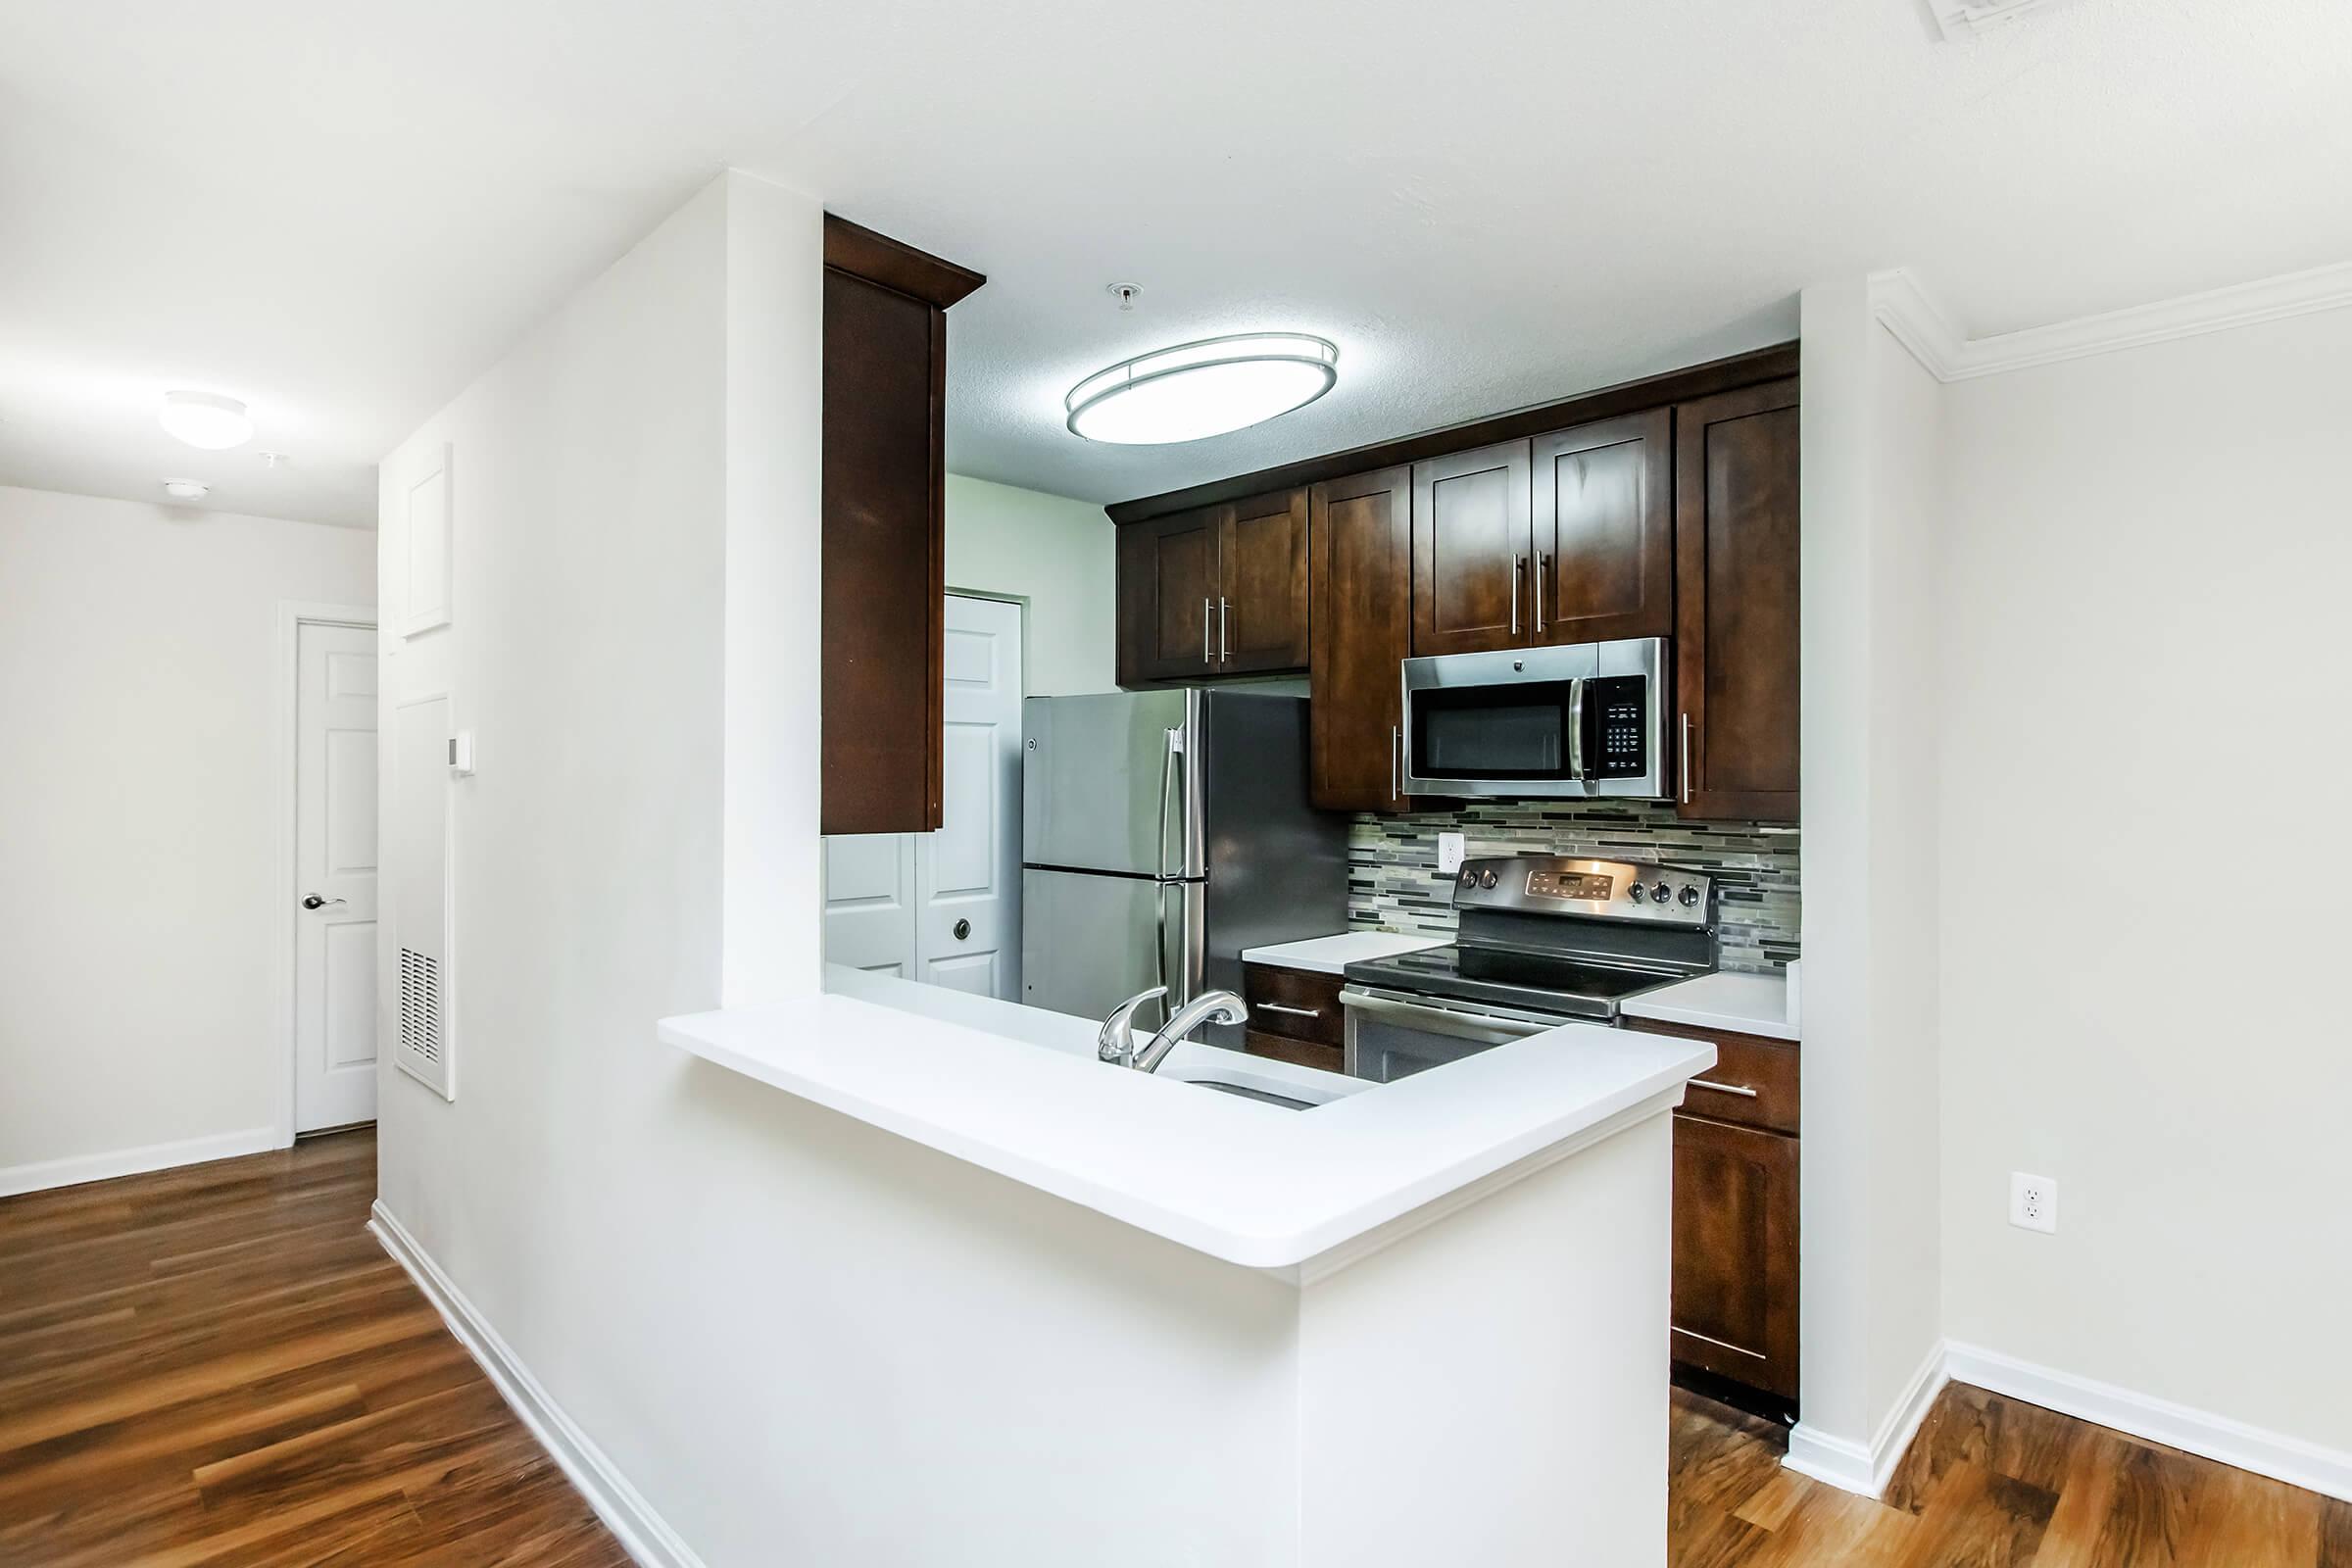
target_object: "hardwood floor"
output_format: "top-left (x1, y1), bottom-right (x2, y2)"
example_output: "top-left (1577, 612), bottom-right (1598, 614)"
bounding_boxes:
top-left (4, 1129), bottom-right (2344, 1566)
top-left (1670, 1383), bottom-right (2352, 1566)
top-left (0, 1129), bottom-right (628, 1568)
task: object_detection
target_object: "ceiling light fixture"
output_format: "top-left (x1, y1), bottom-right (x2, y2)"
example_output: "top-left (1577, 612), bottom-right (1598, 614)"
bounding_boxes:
top-left (161, 477), bottom-right (210, 500)
top-left (1065, 333), bottom-right (1338, 445)
top-left (159, 390), bottom-right (253, 450)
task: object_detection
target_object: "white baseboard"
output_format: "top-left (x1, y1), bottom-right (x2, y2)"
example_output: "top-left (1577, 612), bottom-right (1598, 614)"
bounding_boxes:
top-left (368, 1201), bottom-right (707, 1568)
top-left (0, 1125), bottom-right (281, 1199)
top-left (1946, 1341), bottom-right (2352, 1506)
top-left (1783, 1337), bottom-right (1949, 1498)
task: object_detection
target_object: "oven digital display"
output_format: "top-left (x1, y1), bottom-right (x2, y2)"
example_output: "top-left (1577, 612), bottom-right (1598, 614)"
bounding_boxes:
top-left (1526, 870), bottom-right (1613, 901)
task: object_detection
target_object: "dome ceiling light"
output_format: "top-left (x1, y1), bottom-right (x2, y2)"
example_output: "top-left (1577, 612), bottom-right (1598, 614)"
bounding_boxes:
top-left (1065, 333), bottom-right (1339, 445)
top-left (159, 390), bottom-right (253, 450)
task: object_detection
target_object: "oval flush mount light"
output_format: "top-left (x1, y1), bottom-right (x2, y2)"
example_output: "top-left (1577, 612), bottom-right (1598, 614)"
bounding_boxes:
top-left (160, 390), bottom-right (252, 450)
top-left (1065, 332), bottom-right (1338, 444)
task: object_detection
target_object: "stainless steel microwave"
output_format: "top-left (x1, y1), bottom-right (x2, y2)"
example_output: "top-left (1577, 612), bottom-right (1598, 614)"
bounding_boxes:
top-left (1400, 638), bottom-right (1669, 799)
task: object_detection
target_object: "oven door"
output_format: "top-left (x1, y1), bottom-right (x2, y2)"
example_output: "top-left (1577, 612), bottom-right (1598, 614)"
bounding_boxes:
top-left (1340, 986), bottom-right (1579, 1083)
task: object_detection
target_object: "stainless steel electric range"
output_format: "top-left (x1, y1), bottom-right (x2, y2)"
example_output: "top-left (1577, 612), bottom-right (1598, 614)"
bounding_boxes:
top-left (1340, 854), bottom-right (1716, 1082)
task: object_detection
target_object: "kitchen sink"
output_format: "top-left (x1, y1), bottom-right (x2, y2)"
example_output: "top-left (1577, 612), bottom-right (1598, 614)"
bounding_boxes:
top-left (1180, 1077), bottom-right (1318, 1110)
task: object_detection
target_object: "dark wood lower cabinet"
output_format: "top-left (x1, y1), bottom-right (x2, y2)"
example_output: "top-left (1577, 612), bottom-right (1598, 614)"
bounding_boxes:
top-left (1670, 1111), bottom-right (1799, 1408)
top-left (1240, 962), bottom-right (1344, 1073)
top-left (1628, 1016), bottom-right (1801, 1417)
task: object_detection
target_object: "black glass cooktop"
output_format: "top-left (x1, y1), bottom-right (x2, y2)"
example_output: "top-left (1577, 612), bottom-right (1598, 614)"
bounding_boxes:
top-left (1344, 943), bottom-right (1686, 1019)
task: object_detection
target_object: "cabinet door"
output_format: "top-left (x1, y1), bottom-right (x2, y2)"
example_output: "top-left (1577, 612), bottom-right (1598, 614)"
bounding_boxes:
top-left (1216, 488), bottom-right (1310, 674)
top-left (1671, 1113), bottom-right (1799, 1403)
top-left (1117, 507), bottom-right (1219, 684)
top-left (822, 269), bottom-right (945, 833)
top-left (1532, 409), bottom-right (1673, 644)
top-left (1676, 379), bottom-right (1800, 821)
top-left (1309, 466), bottom-right (1413, 811)
top-left (1411, 439), bottom-right (1533, 656)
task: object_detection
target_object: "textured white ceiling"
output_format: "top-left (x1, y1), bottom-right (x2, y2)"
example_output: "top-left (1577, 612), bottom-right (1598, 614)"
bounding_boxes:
top-left (4, 0), bottom-right (2349, 524)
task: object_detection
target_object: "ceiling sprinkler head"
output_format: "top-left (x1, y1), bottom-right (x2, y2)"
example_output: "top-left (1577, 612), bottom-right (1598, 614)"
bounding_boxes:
top-left (1106, 282), bottom-right (1142, 312)
top-left (258, 451), bottom-right (289, 468)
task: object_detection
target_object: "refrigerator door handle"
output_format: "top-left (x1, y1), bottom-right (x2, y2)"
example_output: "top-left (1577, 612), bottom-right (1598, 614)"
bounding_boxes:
top-left (1157, 726), bottom-right (1180, 880)
top-left (1154, 880), bottom-right (1170, 1025)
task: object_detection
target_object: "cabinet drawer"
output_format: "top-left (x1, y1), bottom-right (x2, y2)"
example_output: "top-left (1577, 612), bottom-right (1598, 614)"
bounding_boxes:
top-left (1622, 1017), bottom-right (1798, 1135)
top-left (1241, 963), bottom-right (1344, 1048)
top-left (1244, 1028), bottom-right (1343, 1076)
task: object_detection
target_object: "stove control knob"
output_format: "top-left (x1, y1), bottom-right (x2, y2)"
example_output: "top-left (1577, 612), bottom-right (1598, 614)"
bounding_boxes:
top-left (1458, 868), bottom-right (1478, 887)
top-left (1480, 869), bottom-right (1499, 889)
top-left (1678, 885), bottom-right (1701, 907)
top-left (1651, 881), bottom-right (1673, 903)
top-left (1625, 883), bottom-right (1646, 903)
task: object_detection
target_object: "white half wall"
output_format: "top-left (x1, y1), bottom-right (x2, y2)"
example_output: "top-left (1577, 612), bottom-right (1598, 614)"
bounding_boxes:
top-left (0, 485), bottom-right (372, 1186)
top-left (1790, 283), bottom-right (1945, 1481)
top-left (944, 472), bottom-right (1115, 695)
top-left (1935, 301), bottom-right (2352, 1463)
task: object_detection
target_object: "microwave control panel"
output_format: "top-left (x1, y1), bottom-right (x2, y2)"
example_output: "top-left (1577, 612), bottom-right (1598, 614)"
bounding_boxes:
top-left (1585, 674), bottom-right (1649, 779)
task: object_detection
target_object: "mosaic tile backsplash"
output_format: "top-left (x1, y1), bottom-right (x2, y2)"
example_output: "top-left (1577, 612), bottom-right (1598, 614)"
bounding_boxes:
top-left (1348, 803), bottom-right (1801, 973)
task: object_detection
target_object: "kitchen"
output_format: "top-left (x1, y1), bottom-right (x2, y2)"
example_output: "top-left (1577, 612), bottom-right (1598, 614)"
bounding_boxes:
top-left (812, 242), bottom-right (1808, 1441)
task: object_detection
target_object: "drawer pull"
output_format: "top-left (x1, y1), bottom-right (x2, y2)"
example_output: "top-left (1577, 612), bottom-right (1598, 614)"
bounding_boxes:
top-left (1690, 1079), bottom-right (1759, 1099)
top-left (1255, 1003), bottom-right (1322, 1019)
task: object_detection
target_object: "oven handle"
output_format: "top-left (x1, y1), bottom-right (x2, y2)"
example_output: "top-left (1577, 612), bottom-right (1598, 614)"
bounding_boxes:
top-left (1340, 986), bottom-right (1574, 1046)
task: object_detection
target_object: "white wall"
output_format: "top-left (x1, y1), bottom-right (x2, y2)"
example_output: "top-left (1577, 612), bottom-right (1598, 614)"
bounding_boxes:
top-left (944, 472), bottom-right (1115, 695)
top-left (0, 485), bottom-right (373, 1184)
top-left (1936, 305), bottom-right (2352, 1455)
top-left (1792, 285), bottom-right (1945, 1474)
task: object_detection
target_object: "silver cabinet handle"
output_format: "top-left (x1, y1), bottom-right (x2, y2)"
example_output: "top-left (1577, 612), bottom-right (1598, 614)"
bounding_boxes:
top-left (1534, 550), bottom-right (1547, 634)
top-left (1202, 598), bottom-right (1213, 665)
top-left (1680, 712), bottom-right (1692, 805)
top-left (1690, 1079), bottom-right (1759, 1099)
top-left (1255, 1002), bottom-right (1321, 1019)
top-left (1391, 724), bottom-right (1401, 803)
top-left (1219, 596), bottom-right (1230, 661)
top-left (1509, 554), bottom-right (1523, 636)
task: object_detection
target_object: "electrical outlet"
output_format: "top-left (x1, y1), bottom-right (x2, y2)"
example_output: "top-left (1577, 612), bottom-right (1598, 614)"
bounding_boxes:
top-left (2010, 1172), bottom-right (2058, 1234)
top-left (1437, 832), bottom-right (1466, 874)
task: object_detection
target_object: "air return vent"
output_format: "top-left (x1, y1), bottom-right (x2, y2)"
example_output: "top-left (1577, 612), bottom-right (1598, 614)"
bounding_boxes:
top-left (1926, 0), bottom-right (2078, 41)
top-left (399, 948), bottom-right (443, 1064)
top-left (391, 694), bottom-right (456, 1100)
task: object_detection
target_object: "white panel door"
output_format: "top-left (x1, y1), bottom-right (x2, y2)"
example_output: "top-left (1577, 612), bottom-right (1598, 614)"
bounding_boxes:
top-left (821, 833), bottom-right (917, 977)
top-left (295, 621), bottom-right (379, 1131)
top-left (917, 596), bottom-right (1023, 999)
top-left (821, 596), bottom-right (1023, 1000)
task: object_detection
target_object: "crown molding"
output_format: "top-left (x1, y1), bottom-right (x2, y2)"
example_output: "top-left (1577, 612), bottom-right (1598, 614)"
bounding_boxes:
top-left (1870, 261), bottom-right (2352, 382)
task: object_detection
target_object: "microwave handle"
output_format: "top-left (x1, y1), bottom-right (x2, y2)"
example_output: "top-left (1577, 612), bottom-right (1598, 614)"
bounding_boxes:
top-left (1567, 677), bottom-right (1586, 781)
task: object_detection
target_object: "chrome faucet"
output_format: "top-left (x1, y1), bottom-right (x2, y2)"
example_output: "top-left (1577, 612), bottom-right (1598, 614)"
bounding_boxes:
top-left (1100, 987), bottom-right (1249, 1075)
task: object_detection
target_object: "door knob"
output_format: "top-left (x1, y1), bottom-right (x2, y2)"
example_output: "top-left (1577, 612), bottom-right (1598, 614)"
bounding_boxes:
top-left (953, 918), bottom-right (971, 941)
top-left (301, 894), bottom-right (346, 910)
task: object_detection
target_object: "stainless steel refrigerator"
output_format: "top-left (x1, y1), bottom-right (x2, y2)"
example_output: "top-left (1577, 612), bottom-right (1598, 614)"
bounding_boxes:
top-left (1021, 689), bottom-right (1348, 1051)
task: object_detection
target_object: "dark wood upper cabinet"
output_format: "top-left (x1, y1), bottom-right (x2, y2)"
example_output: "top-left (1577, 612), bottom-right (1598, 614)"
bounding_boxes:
top-left (1217, 488), bottom-right (1311, 674)
top-left (1308, 466), bottom-right (1413, 812)
top-left (1117, 490), bottom-right (1309, 684)
top-left (1675, 378), bottom-right (1800, 822)
top-left (1411, 439), bottom-right (1533, 657)
top-left (1670, 1111), bottom-right (1799, 1405)
top-left (819, 216), bottom-right (982, 835)
top-left (1118, 507), bottom-right (1219, 683)
top-left (1531, 409), bottom-right (1674, 644)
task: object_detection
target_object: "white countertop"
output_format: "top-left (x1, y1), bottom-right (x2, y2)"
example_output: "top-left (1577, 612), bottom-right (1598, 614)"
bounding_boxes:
top-left (1619, 970), bottom-right (1797, 1043)
top-left (1240, 931), bottom-right (1447, 976)
top-left (660, 965), bottom-right (1712, 1273)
